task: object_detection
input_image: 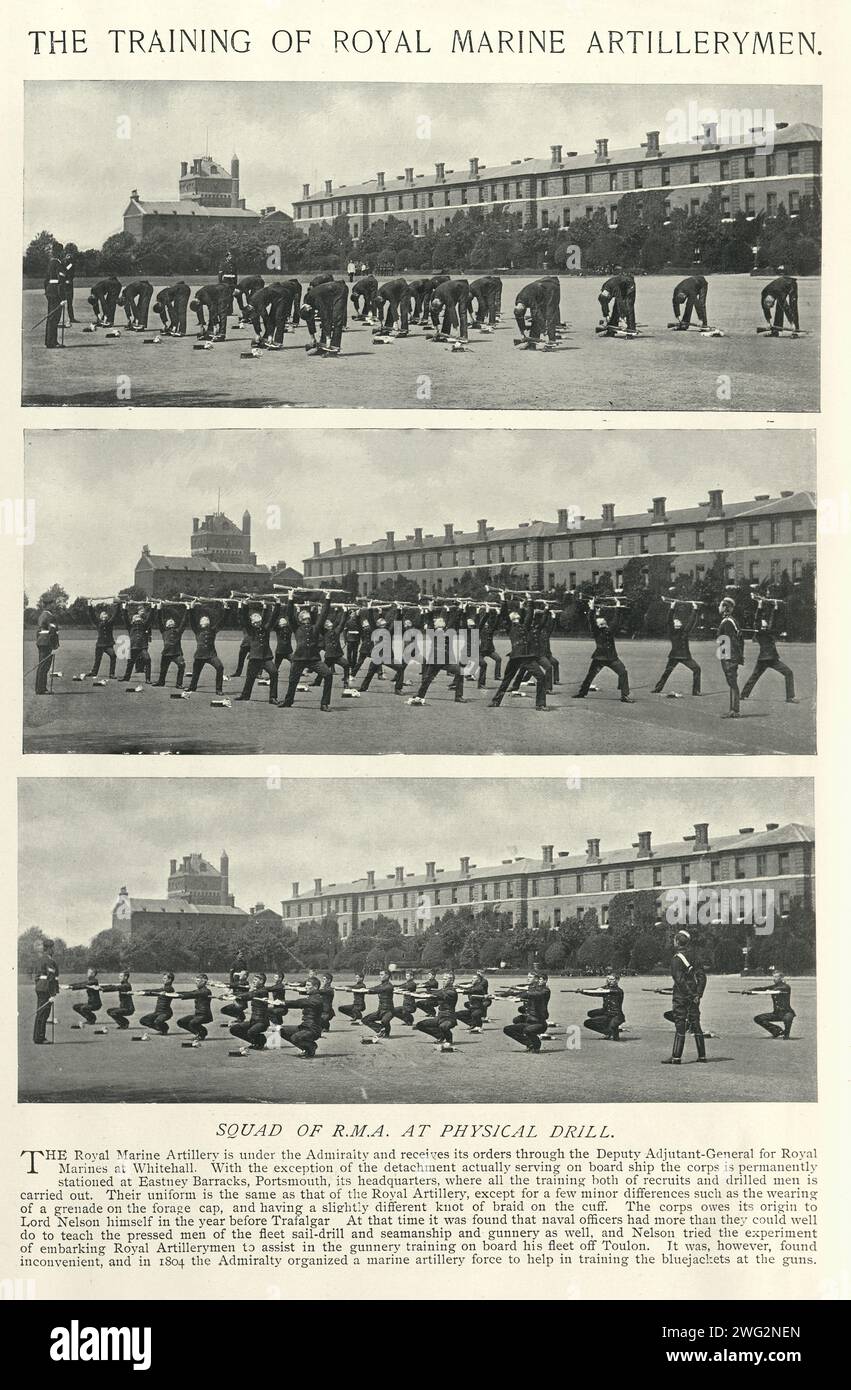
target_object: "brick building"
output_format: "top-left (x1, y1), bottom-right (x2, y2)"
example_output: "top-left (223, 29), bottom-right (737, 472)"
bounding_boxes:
top-left (111, 849), bottom-right (283, 941)
top-left (291, 121), bottom-right (821, 239)
top-left (122, 153), bottom-right (291, 242)
top-left (279, 822), bottom-right (814, 939)
top-left (133, 508), bottom-right (303, 599)
top-left (302, 487), bottom-right (816, 598)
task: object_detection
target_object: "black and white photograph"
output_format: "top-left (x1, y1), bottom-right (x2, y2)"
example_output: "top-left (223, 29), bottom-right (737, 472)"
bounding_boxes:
top-left (18, 776), bottom-right (815, 1105)
top-left (23, 428), bottom-right (817, 756)
top-left (23, 81), bottom-right (821, 410)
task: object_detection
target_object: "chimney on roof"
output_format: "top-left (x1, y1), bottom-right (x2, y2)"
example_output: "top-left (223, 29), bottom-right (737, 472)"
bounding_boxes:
top-left (395, 866), bottom-right (404, 886)
top-left (444, 523), bottom-right (454, 542)
top-left (170, 859), bottom-right (177, 875)
top-left (324, 179), bottom-right (332, 195)
top-left (766, 822), bottom-right (779, 831)
top-left (694, 822), bottom-right (710, 851)
top-left (708, 488), bottom-right (724, 516)
top-left (377, 171), bottom-right (385, 191)
top-left (551, 144), bottom-right (563, 167)
top-left (602, 502), bottom-right (615, 527)
top-left (477, 518), bottom-right (488, 539)
top-left (542, 844), bottom-right (554, 866)
top-left (180, 162), bottom-right (188, 177)
top-left (292, 881), bottom-right (299, 898)
top-left (469, 157), bottom-right (480, 178)
top-left (739, 827), bottom-right (755, 836)
top-left (645, 130), bottom-right (660, 157)
top-left (405, 167), bottom-right (414, 186)
top-left (557, 507), bottom-right (570, 529)
top-left (780, 490), bottom-right (794, 498)
top-left (460, 855), bottom-right (470, 876)
top-left (426, 861), bottom-right (436, 882)
top-left (302, 182), bottom-right (310, 199)
top-left (435, 162), bottom-right (445, 182)
top-left (652, 496), bottom-right (667, 522)
top-left (313, 541), bottom-right (321, 557)
top-left (334, 538), bottom-right (342, 555)
top-left (754, 494), bottom-right (770, 502)
top-left (386, 530), bottom-right (395, 548)
top-left (586, 838), bottom-right (601, 863)
top-left (701, 122), bottom-right (718, 149)
top-left (367, 870), bottom-right (375, 889)
top-left (595, 138), bottom-right (609, 162)
top-left (637, 830), bottom-right (653, 858)
top-left (414, 527), bottom-right (423, 544)
top-left (314, 878), bottom-right (322, 894)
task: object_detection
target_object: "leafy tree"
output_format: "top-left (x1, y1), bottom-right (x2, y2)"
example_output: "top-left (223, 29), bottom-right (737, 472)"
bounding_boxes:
top-left (37, 583), bottom-right (69, 614)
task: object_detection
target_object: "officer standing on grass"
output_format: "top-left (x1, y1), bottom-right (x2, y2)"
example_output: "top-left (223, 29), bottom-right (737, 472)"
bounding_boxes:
top-left (662, 931), bottom-right (707, 1065)
top-left (32, 940), bottom-right (60, 1044)
top-left (34, 607), bottom-right (60, 694)
top-left (43, 242), bottom-right (65, 348)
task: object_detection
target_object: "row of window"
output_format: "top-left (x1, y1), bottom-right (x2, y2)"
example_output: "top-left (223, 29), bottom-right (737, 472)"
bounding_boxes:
top-left (566, 557), bottom-right (806, 589)
top-left (296, 150), bottom-right (809, 219)
top-left (282, 851), bottom-right (798, 917)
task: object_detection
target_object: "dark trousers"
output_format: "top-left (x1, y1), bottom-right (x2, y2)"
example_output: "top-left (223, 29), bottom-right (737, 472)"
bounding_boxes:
top-left (583, 1009), bottom-right (621, 1039)
top-left (654, 656), bottom-right (701, 695)
top-left (64, 285), bottom-right (76, 323)
top-left (578, 657), bottom-right (630, 698)
top-left (510, 654), bottom-right (553, 693)
top-left (189, 655), bottom-right (224, 693)
top-left (240, 657), bottom-right (279, 702)
top-left (755, 1010), bottom-right (795, 1039)
top-left (415, 1016), bottom-right (454, 1044)
top-left (339, 1000), bottom-right (364, 1022)
top-left (44, 290), bottom-right (63, 347)
top-left (177, 1013), bottom-right (209, 1040)
top-left (89, 644), bottom-right (117, 677)
top-left (360, 660), bottom-right (400, 691)
top-left (220, 1001), bottom-right (246, 1023)
top-left (417, 663), bottom-right (465, 701)
top-left (280, 1023), bottom-right (320, 1055)
top-left (316, 657), bottom-right (350, 687)
top-left (156, 653), bottom-right (185, 687)
top-left (363, 1008), bottom-right (394, 1036)
top-left (433, 301), bottom-right (468, 340)
top-left (230, 1019), bottom-right (268, 1049)
top-left (33, 997), bottom-right (53, 1043)
top-left (742, 658), bottom-right (796, 701)
top-left (73, 1002), bottom-right (99, 1025)
top-left (477, 651), bottom-right (502, 688)
top-left (382, 296), bottom-right (409, 333)
top-left (35, 652), bottom-right (54, 693)
top-left (106, 1004), bottom-right (134, 1030)
top-left (670, 997), bottom-right (705, 1058)
top-left (139, 1011), bottom-right (170, 1034)
top-left (605, 291), bottom-right (636, 331)
top-left (491, 656), bottom-right (548, 708)
top-left (122, 653), bottom-right (151, 682)
top-left (721, 659), bottom-right (741, 714)
top-left (456, 1001), bottom-right (485, 1028)
top-left (233, 642), bottom-right (250, 677)
top-left (503, 1019), bottom-right (547, 1051)
top-left (128, 285), bottom-right (152, 328)
top-left (281, 659), bottom-right (333, 706)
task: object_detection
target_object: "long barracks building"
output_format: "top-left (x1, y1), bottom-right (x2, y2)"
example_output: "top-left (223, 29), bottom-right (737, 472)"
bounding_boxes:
top-left (291, 120), bottom-right (821, 238)
top-left (302, 487), bottom-right (816, 598)
top-left (280, 822), bottom-right (814, 939)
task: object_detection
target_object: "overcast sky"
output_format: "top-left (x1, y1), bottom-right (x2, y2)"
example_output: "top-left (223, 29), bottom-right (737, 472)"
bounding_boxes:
top-left (23, 82), bottom-right (821, 248)
top-left (19, 776), bottom-right (812, 945)
top-left (24, 429), bottom-right (815, 600)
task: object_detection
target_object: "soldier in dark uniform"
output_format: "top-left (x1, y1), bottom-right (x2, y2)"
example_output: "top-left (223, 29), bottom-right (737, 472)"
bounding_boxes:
top-left (152, 282), bottom-right (191, 336)
top-left (174, 974), bottom-right (214, 1043)
top-left (469, 275), bottom-right (503, 326)
top-left (218, 252), bottom-right (239, 316)
top-left (573, 600), bottom-right (634, 703)
top-left (119, 279), bottom-right (153, 330)
top-left (351, 275), bottom-right (378, 319)
top-left (273, 607), bottom-right (294, 677)
top-left (338, 973), bottom-right (367, 1024)
top-left (279, 977), bottom-right (325, 1058)
top-left (653, 600), bottom-right (702, 695)
top-left (235, 275), bottom-right (265, 318)
top-left (220, 970), bottom-right (250, 1024)
top-left (61, 245), bottom-right (78, 324)
top-left (577, 975), bottom-right (626, 1040)
top-left (513, 276), bottom-right (561, 345)
top-left (153, 602), bottom-right (188, 688)
top-left (430, 279), bottom-right (471, 342)
top-left (761, 271), bottom-right (799, 332)
top-left (392, 973), bottom-right (419, 1027)
top-left (233, 601), bottom-right (280, 703)
top-left (456, 970), bottom-right (491, 1032)
top-left (672, 275), bottom-right (709, 329)
top-left (409, 605), bottom-right (470, 706)
top-left (121, 603), bottom-right (153, 684)
top-left (43, 244), bottom-right (65, 348)
top-left (415, 972), bottom-right (440, 1017)
top-left (32, 940), bottom-right (59, 1043)
top-left (102, 971), bottom-right (135, 1030)
top-left (598, 271), bottom-right (636, 331)
top-left (230, 973), bottom-right (273, 1051)
top-left (744, 973), bottom-right (796, 1039)
top-left (374, 278), bottom-right (410, 335)
top-left (662, 931), bottom-right (707, 1064)
top-left (86, 599), bottom-right (120, 678)
top-left (318, 973), bottom-right (336, 1033)
top-left (414, 973), bottom-right (459, 1047)
top-left (361, 972), bottom-right (397, 1039)
top-left (475, 607), bottom-right (502, 688)
top-left (187, 601), bottom-right (230, 694)
top-left (489, 597), bottom-right (550, 710)
top-left (318, 606), bottom-right (352, 690)
top-left (34, 608), bottom-right (59, 694)
top-left (189, 284), bottom-right (231, 339)
top-left (246, 284), bottom-right (287, 343)
top-left (300, 280), bottom-right (348, 355)
top-left (88, 276), bottom-right (122, 327)
top-left (741, 602), bottom-right (798, 703)
top-left (138, 973), bottom-right (177, 1035)
top-left (277, 597), bottom-right (335, 710)
top-left (717, 597), bottom-right (744, 717)
top-left (69, 968), bottom-right (102, 1026)
top-left (502, 973), bottom-right (551, 1052)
